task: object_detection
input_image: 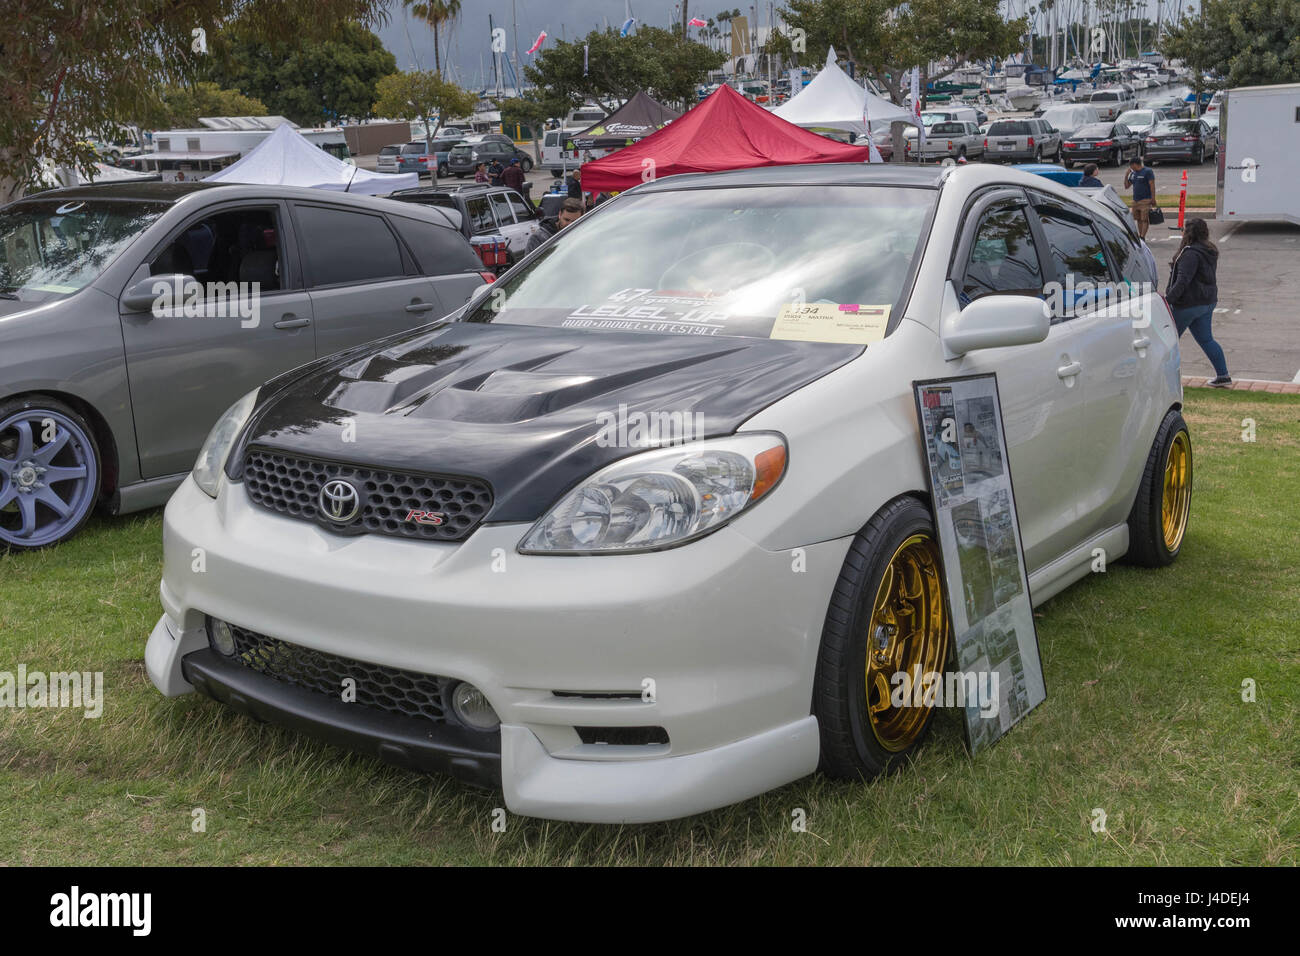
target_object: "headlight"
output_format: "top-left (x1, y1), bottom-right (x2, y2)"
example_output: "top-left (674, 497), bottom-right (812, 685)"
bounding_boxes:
top-left (191, 389), bottom-right (259, 497)
top-left (519, 433), bottom-right (787, 554)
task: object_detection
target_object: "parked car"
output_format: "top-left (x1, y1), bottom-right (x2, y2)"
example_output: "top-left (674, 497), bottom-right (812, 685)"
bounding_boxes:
top-left (0, 182), bottom-right (489, 550)
top-left (144, 164), bottom-right (1190, 823)
top-left (376, 143), bottom-right (403, 174)
top-left (1089, 87), bottom-right (1137, 121)
top-left (1036, 103), bottom-right (1100, 139)
top-left (389, 183), bottom-right (544, 266)
top-left (447, 139), bottom-right (535, 178)
top-left (908, 121), bottom-right (985, 161)
top-left (984, 118), bottom-right (1062, 162)
top-left (1143, 119), bottom-right (1220, 165)
top-left (903, 108), bottom-right (983, 149)
top-left (396, 141), bottom-right (434, 177)
top-left (1061, 122), bottom-right (1144, 167)
top-left (1114, 108), bottom-right (1162, 139)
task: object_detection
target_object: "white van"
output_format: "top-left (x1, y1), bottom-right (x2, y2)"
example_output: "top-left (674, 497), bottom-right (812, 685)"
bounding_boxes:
top-left (542, 128), bottom-right (583, 176)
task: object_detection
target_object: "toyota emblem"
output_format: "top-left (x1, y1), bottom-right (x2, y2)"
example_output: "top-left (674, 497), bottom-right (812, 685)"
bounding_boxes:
top-left (319, 479), bottom-right (361, 523)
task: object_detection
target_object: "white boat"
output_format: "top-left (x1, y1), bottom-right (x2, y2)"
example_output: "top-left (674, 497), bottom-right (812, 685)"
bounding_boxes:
top-left (1007, 86), bottom-right (1043, 110)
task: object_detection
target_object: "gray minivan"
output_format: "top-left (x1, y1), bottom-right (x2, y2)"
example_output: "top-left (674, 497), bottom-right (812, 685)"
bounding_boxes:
top-left (0, 182), bottom-right (487, 549)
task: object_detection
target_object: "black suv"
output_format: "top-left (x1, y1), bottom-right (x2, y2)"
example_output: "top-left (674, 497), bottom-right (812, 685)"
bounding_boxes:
top-left (446, 138), bottom-right (535, 177)
top-left (390, 183), bottom-right (543, 268)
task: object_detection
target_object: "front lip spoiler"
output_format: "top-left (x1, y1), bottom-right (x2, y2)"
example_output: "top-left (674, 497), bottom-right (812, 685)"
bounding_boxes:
top-left (181, 648), bottom-right (502, 789)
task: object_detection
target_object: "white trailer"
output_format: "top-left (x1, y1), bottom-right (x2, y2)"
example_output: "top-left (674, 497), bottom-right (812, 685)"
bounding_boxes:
top-left (1217, 82), bottom-right (1300, 226)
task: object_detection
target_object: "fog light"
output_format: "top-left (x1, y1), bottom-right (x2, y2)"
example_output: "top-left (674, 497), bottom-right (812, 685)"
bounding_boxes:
top-left (211, 619), bottom-right (236, 657)
top-left (450, 681), bottom-right (499, 731)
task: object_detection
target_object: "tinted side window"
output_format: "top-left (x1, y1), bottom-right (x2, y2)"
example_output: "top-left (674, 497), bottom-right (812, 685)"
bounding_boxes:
top-left (960, 202), bottom-right (1043, 303)
top-left (506, 192), bottom-right (534, 221)
top-left (465, 197), bottom-right (495, 234)
top-left (294, 205), bottom-right (404, 285)
top-left (390, 217), bottom-right (481, 275)
top-left (1095, 216), bottom-right (1154, 287)
top-left (1032, 199), bottom-right (1112, 318)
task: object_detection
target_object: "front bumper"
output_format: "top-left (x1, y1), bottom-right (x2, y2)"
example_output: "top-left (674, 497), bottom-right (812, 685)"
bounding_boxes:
top-left (146, 476), bottom-right (847, 823)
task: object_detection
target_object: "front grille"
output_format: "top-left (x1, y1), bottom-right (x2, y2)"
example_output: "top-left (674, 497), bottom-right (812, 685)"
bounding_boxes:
top-left (243, 449), bottom-right (492, 541)
top-left (211, 621), bottom-right (449, 724)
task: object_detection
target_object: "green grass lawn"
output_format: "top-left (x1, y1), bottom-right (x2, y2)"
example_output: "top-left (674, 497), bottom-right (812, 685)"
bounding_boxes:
top-left (1, 389), bottom-right (1297, 865)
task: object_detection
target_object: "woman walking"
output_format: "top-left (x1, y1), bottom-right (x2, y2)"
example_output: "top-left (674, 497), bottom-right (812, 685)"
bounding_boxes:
top-left (1167, 218), bottom-right (1231, 387)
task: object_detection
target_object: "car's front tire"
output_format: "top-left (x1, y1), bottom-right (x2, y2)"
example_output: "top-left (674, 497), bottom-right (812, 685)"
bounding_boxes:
top-left (1125, 409), bottom-right (1192, 567)
top-left (520, 157), bottom-right (534, 172)
top-left (0, 396), bottom-right (102, 551)
top-left (814, 496), bottom-right (951, 779)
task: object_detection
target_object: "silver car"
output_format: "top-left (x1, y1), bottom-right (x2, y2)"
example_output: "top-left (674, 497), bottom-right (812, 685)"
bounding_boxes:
top-left (984, 117), bottom-right (1063, 163)
top-left (910, 121), bottom-right (986, 161)
top-left (0, 182), bottom-right (487, 550)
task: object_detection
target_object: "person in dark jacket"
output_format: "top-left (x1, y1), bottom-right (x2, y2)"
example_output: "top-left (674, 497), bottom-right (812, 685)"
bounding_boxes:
top-left (501, 157), bottom-right (526, 199)
top-left (1166, 217), bottom-right (1230, 387)
top-left (524, 198), bottom-right (584, 254)
top-left (565, 166), bottom-right (583, 202)
top-left (1078, 163), bottom-right (1102, 188)
top-left (488, 158), bottom-right (504, 185)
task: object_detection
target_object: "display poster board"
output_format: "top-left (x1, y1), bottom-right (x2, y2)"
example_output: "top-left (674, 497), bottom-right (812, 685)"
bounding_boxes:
top-left (913, 374), bottom-right (1047, 754)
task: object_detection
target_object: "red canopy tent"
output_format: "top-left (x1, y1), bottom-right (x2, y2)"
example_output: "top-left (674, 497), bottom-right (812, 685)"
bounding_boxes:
top-left (579, 83), bottom-right (873, 193)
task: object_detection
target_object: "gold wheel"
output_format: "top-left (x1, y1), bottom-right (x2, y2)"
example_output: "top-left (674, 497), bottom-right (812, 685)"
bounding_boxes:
top-left (1160, 430), bottom-right (1191, 552)
top-left (865, 533), bottom-right (950, 753)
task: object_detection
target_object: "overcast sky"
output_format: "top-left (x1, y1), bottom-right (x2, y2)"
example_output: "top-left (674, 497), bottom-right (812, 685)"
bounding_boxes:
top-left (378, 2), bottom-right (773, 88)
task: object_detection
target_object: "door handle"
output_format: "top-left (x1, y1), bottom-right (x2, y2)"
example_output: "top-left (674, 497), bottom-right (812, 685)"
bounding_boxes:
top-left (273, 316), bottom-right (311, 330)
top-left (404, 301), bottom-right (436, 314)
top-left (1057, 361), bottom-right (1082, 379)
top-left (1133, 335), bottom-right (1151, 351)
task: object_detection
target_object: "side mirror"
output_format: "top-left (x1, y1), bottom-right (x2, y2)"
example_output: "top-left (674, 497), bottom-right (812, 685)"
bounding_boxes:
top-left (942, 294), bottom-right (1050, 358)
top-left (121, 274), bottom-right (194, 314)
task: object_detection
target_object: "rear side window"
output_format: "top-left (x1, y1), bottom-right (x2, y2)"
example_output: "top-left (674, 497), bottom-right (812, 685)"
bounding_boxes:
top-left (960, 201), bottom-right (1043, 303)
top-left (390, 217), bottom-right (480, 275)
top-left (933, 123), bottom-right (965, 135)
top-left (1092, 92), bottom-right (1118, 101)
top-left (1095, 216), bottom-right (1155, 287)
top-left (294, 205), bottom-right (405, 285)
top-left (1032, 199), bottom-right (1111, 318)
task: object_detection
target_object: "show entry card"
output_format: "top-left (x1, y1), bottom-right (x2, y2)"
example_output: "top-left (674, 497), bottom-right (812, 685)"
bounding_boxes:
top-left (770, 303), bottom-right (889, 344)
top-left (912, 374), bottom-right (1047, 755)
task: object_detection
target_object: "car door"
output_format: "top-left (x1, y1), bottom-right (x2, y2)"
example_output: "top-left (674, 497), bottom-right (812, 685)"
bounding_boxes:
top-left (290, 202), bottom-right (442, 356)
top-left (1074, 210), bottom-right (1171, 530)
top-left (1026, 190), bottom-right (1147, 542)
top-left (487, 191), bottom-right (532, 259)
top-left (463, 194), bottom-right (496, 239)
top-left (946, 188), bottom-right (1091, 573)
top-left (504, 190), bottom-right (544, 253)
top-left (387, 214), bottom-right (486, 316)
top-left (119, 199), bottom-right (315, 479)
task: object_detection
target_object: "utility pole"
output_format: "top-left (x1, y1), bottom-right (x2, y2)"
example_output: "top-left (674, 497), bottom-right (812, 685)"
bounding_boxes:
top-left (681, 2), bottom-right (689, 37)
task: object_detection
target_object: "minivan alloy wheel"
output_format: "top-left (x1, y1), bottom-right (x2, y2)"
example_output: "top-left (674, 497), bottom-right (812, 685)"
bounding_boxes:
top-left (0, 400), bottom-right (101, 550)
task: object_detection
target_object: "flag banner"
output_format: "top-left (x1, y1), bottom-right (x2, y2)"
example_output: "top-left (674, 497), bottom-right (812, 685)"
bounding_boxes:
top-left (526, 31), bottom-right (547, 55)
top-left (583, 43), bottom-right (589, 76)
top-left (910, 67), bottom-right (924, 144)
top-left (619, 17), bottom-right (636, 37)
top-left (688, 17), bottom-right (707, 27)
top-left (730, 15), bottom-right (750, 56)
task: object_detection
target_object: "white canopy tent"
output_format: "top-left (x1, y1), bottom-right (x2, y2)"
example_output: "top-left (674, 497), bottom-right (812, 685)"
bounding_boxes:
top-left (206, 123), bottom-right (417, 195)
top-left (773, 49), bottom-right (918, 137)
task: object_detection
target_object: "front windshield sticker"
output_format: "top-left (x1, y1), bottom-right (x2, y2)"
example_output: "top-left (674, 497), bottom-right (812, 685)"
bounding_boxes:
top-left (770, 303), bottom-right (890, 345)
top-left (559, 287), bottom-right (734, 336)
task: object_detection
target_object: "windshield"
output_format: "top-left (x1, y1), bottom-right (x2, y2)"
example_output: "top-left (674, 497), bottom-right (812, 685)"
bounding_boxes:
top-left (0, 198), bottom-right (166, 303)
top-left (988, 121), bottom-right (1031, 135)
top-left (1092, 92), bottom-right (1119, 101)
top-left (465, 185), bottom-right (936, 343)
top-left (932, 123), bottom-right (965, 135)
top-left (1153, 121), bottom-right (1202, 135)
top-left (921, 113), bottom-right (953, 126)
top-left (1075, 124), bottom-right (1115, 137)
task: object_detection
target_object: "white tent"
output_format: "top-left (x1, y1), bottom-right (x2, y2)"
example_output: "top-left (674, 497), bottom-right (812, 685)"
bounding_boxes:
top-left (206, 123), bottom-right (417, 195)
top-left (773, 49), bottom-right (918, 136)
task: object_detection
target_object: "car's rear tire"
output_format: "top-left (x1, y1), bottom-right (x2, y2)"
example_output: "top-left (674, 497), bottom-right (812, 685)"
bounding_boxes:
top-left (814, 496), bottom-right (951, 779)
top-left (1063, 159), bottom-right (1074, 169)
top-left (1125, 410), bottom-right (1192, 567)
top-left (520, 157), bottom-right (534, 172)
top-left (0, 396), bottom-right (101, 552)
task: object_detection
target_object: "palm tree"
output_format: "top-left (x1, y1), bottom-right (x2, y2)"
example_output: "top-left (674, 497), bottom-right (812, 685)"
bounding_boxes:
top-left (408, 0), bottom-right (462, 78)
